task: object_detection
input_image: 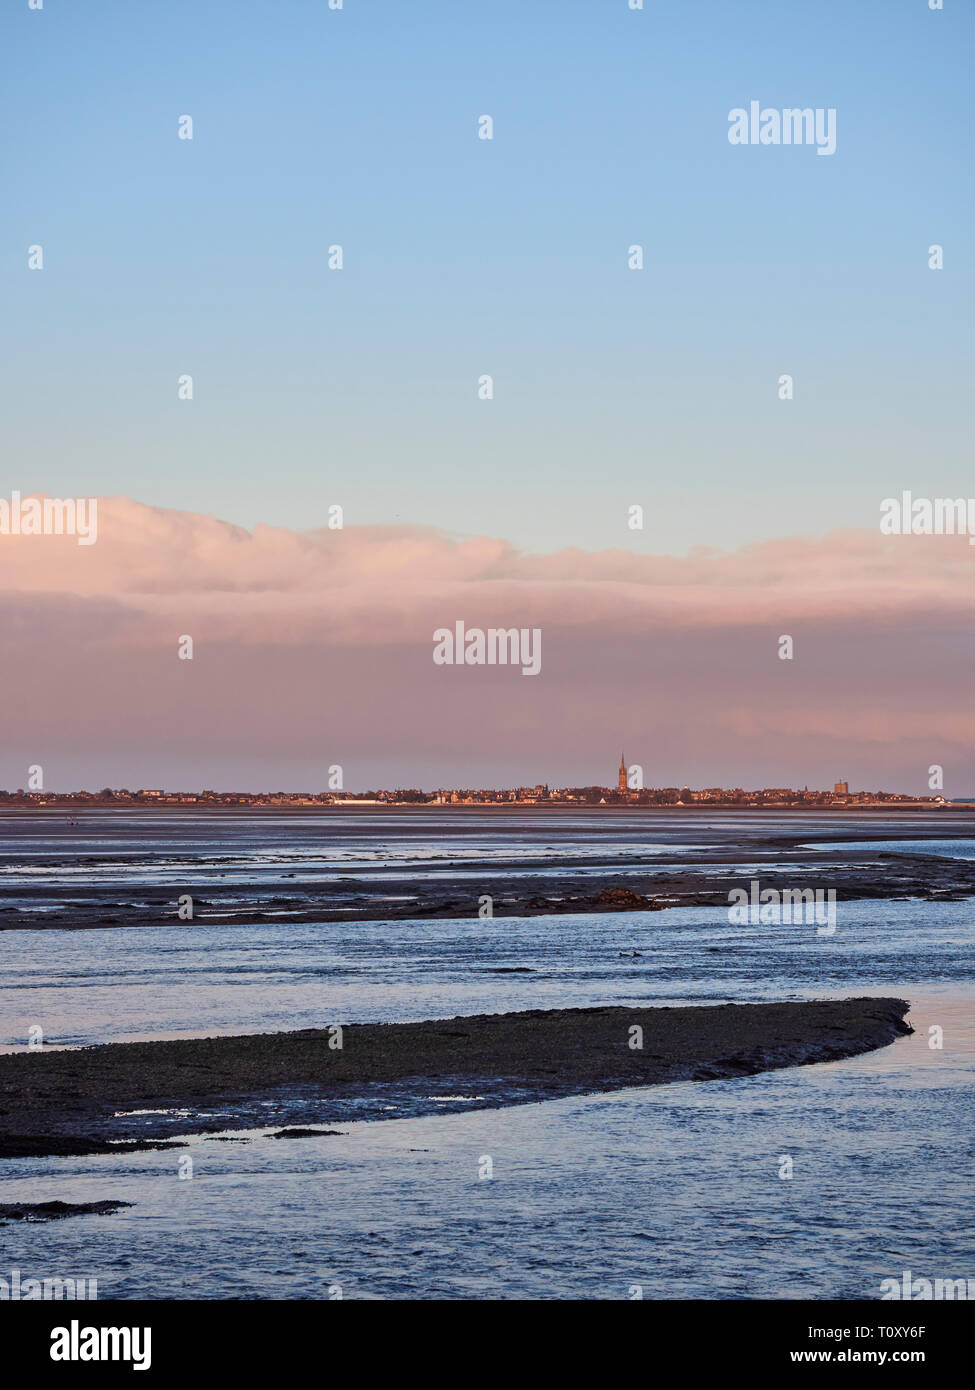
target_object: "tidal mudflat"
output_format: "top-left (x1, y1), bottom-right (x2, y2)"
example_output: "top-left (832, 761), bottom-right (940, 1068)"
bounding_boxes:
top-left (0, 998), bottom-right (911, 1158)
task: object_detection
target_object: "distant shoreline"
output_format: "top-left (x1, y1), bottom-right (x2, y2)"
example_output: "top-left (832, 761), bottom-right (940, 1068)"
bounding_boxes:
top-left (1, 804), bottom-right (971, 814)
top-left (0, 998), bottom-right (912, 1160)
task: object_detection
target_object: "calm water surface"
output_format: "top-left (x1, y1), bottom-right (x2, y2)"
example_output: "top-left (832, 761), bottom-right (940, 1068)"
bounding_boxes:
top-left (0, 812), bottom-right (972, 1299)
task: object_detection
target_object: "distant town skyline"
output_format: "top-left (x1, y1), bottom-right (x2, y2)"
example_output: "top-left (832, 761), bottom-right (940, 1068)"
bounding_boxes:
top-left (0, 768), bottom-right (957, 811)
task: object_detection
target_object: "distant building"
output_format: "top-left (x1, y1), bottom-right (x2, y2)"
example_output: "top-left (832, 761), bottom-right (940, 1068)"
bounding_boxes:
top-left (834, 781), bottom-right (849, 796)
top-left (618, 753), bottom-right (627, 793)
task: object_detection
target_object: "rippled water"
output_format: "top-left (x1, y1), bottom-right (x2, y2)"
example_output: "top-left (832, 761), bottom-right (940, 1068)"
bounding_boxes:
top-left (2, 987), bottom-right (971, 1300)
top-left (1, 812), bottom-right (973, 1299)
top-left (1, 899), bottom-right (973, 1049)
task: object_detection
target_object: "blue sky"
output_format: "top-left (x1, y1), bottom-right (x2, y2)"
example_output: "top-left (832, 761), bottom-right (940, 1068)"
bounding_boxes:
top-left (3, 0), bottom-right (972, 555)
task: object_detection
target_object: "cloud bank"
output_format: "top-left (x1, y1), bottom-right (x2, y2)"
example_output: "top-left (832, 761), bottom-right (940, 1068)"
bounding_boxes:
top-left (1, 497), bottom-right (973, 791)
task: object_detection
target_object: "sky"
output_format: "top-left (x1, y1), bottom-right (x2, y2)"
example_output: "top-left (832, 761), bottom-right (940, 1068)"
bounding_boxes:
top-left (2, 1), bottom-right (973, 791)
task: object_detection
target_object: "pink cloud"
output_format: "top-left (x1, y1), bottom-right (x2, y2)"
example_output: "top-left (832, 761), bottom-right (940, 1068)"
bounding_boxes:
top-left (2, 495), bottom-right (973, 638)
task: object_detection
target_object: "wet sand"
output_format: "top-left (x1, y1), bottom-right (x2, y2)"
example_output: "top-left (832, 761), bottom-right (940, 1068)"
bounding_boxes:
top-left (183, 850), bottom-right (974, 925)
top-left (4, 855), bottom-right (972, 929)
top-left (3, 831), bottom-right (973, 930)
top-left (0, 998), bottom-right (911, 1158)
